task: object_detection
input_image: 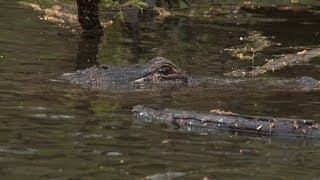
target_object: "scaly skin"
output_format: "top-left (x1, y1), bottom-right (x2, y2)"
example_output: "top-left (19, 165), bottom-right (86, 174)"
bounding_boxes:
top-left (62, 57), bottom-right (190, 90)
top-left (62, 57), bottom-right (320, 91)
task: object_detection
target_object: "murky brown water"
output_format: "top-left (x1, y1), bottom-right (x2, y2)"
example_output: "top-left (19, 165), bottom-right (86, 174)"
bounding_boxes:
top-left (1, 0), bottom-right (320, 179)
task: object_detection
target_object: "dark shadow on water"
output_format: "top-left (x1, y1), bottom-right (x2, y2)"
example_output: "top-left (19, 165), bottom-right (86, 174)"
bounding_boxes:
top-left (75, 33), bottom-right (101, 70)
top-left (75, 8), bottom-right (160, 68)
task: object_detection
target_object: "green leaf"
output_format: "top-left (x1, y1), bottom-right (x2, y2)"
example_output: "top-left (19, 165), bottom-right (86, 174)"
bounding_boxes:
top-left (118, 10), bottom-right (125, 23)
top-left (122, 0), bottom-right (148, 8)
top-left (179, 0), bottom-right (190, 9)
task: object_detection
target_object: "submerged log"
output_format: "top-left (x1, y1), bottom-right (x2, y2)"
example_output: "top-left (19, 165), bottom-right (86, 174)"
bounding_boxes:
top-left (133, 105), bottom-right (320, 138)
top-left (240, 4), bottom-right (320, 16)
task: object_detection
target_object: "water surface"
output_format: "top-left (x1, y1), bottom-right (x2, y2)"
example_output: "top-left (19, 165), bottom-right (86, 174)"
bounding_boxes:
top-left (1, 0), bottom-right (320, 179)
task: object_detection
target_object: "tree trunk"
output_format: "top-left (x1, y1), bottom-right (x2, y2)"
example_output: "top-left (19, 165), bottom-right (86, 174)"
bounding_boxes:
top-left (77, 0), bottom-right (102, 34)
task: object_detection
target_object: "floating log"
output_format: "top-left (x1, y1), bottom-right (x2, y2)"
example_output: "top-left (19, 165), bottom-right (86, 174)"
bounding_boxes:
top-left (133, 105), bottom-right (320, 138)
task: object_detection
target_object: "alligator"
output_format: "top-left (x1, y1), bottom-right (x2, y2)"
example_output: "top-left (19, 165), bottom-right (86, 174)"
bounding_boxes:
top-left (62, 57), bottom-right (189, 90)
top-left (133, 105), bottom-right (320, 138)
top-left (62, 57), bottom-right (320, 91)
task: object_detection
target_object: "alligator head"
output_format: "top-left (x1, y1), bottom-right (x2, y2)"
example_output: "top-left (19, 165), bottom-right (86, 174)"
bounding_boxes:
top-left (62, 57), bottom-right (190, 90)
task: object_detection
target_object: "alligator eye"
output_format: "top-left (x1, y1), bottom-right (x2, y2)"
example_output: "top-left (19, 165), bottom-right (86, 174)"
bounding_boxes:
top-left (100, 64), bottom-right (109, 70)
top-left (158, 66), bottom-right (173, 75)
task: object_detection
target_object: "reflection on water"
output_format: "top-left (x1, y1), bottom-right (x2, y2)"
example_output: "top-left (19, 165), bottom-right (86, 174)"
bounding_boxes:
top-left (75, 33), bottom-right (101, 69)
top-left (1, 0), bottom-right (320, 179)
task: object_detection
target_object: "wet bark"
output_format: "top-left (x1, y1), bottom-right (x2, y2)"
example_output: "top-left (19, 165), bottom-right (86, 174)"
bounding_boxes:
top-left (77, 0), bottom-right (102, 34)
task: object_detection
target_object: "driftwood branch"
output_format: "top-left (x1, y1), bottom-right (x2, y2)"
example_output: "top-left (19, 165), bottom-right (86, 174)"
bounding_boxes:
top-left (225, 48), bottom-right (320, 77)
